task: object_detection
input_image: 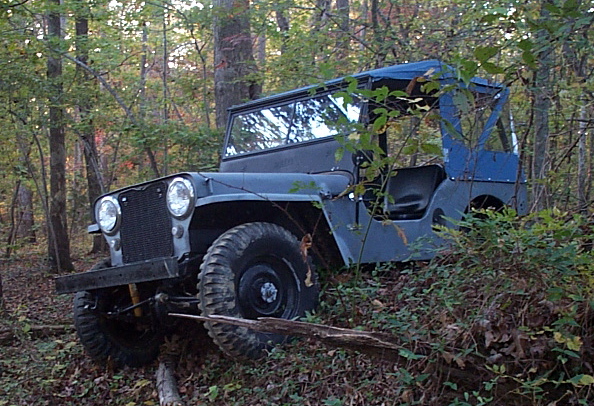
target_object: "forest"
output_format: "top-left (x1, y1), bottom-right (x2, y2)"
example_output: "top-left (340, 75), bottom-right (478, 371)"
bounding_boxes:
top-left (0, 0), bottom-right (594, 405)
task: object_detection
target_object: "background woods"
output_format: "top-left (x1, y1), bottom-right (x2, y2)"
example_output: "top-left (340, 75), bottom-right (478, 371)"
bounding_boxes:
top-left (0, 0), bottom-right (592, 264)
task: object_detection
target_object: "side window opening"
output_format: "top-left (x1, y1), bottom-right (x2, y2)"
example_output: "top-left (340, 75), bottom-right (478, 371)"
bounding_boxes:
top-left (485, 104), bottom-right (515, 153)
top-left (360, 84), bottom-right (445, 221)
top-left (452, 89), bottom-right (513, 153)
top-left (383, 111), bottom-right (443, 167)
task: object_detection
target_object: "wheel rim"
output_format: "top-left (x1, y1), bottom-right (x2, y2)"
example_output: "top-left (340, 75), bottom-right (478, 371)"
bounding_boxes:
top-left (237, 258), bottom-right (298, 319)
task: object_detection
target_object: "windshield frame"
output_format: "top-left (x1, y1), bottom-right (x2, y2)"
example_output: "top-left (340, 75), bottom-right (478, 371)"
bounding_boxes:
top-left (222, 83), bottom-right (366, 160)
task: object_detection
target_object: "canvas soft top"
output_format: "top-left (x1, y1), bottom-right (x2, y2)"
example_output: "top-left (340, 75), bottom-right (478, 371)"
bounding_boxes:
top-left (228, 60), bottom-right (500, 112)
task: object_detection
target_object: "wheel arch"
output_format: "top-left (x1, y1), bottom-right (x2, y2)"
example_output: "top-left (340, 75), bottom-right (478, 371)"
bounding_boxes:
top-left (466, 194), bottom-right (505, 213)
top-left (189, 199), bottom-right (342, 269)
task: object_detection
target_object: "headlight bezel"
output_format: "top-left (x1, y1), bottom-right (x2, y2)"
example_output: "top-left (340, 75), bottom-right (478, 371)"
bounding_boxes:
top-left (96, 196), bottom-right (121, 235)
top-left (166, 177), bottom-right (195, 219)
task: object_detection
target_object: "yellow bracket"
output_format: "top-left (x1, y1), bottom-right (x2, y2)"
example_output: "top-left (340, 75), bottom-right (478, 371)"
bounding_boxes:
top-left (128, 283), bottom-right (143, 317)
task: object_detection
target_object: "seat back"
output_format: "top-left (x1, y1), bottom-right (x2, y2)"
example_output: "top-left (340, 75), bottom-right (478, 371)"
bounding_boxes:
top-left (384, 165), bottom-right (445, 220)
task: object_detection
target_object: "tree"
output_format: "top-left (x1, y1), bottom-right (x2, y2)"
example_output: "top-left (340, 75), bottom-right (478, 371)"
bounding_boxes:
top-left (212, 0), bottom-right (261, 129)
top-left (74, 0), bottom-right (107, 253)
top-left (46, 0), bottom-right (74, 271)
top-left (531, 2), bottom-right (553, 211)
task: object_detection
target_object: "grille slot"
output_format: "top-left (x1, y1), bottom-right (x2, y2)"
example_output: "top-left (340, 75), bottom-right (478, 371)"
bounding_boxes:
top-left (119, 181), bottom-right (173, 264)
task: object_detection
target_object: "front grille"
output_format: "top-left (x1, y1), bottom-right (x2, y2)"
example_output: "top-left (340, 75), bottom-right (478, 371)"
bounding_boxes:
top-left (119, 181), bottom-right (173, 264)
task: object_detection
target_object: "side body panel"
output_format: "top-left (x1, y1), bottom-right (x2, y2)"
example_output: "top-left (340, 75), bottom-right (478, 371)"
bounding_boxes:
top-left (321, 178), bottom-right (526, 265)
top-left (189, 172), bottom-right (527, 266)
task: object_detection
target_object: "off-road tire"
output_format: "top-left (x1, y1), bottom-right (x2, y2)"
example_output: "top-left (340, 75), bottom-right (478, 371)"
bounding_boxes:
top-left (73, 259), bottom-right (163, 367)
top-left (198, 222), bottom-right (319, 359)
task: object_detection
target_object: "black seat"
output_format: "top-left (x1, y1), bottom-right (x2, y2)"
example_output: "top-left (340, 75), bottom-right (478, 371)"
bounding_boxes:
top-left (384, 165), bottom-right (445, 220)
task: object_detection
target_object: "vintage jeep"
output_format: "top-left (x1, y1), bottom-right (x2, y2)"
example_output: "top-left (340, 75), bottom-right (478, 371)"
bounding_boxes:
top-left (55, 60), bottom-right (527, 367)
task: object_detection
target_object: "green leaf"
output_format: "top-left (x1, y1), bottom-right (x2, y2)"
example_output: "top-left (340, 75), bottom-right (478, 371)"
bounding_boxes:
top-left (345, 76), bottom-right (358, 93)
top-left (522, 51), bottom-right (537, 68)
top-left (480, 14), bottom-right (499, 24)
top-left (518, 39), bottom-right (533, 51)
top-left (474, 46), bottom-right (499, 62)
top-left (562, 0), bottom-right (578, 13)
top-left (544, 3), bottom-right (561, 14)
top-left (372, 115), bottom-right (387, 133)
top-left (398, 348), bottom-right (425, 360)
top-left (482, 61), bottom-right (505, 75)
top-left (420, 143), bottom-right (442, 155)
top-left (569, 374), bottom-right (594, 387)
top-left (402, 145), bottom-right (417, 154)
top-left (577, 374), bottom-right (594, 386)
top-left (335, 146), bottom-right (345, 162)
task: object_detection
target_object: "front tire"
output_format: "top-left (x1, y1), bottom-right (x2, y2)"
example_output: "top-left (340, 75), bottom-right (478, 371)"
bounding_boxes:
top-left (198, 222), bottom-right (319, 359)
top-left (73, 259), bottom-right (163, 367)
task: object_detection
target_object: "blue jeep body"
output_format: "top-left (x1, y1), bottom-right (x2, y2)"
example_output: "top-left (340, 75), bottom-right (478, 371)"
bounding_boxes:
top-left (56, 60), bottom-right (527, 365)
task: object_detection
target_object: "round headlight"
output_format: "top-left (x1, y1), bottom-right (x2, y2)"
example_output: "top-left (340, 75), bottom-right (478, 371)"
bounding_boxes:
top-left (97, 196), bottom-right (120, 234)
top-left (167, 177), bottom-right (195, 218)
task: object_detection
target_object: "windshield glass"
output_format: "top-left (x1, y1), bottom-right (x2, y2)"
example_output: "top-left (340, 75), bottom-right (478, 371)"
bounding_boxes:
top-left (225, 94), bottom-right (361, 157)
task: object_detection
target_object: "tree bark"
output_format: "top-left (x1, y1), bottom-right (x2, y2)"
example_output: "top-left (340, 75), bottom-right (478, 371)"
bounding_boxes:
top-left (16, 182), bottom-right (36, 243)
top-left (213, 0), bottom-right (261, 129)
top-left (531, 2), bottom-right (553, 211)
top-left (75, 2), bottom-right (107, 254)
top-left (156, 355), bottom-right (184, 406)
top-left (335, 0), bottom-right (350, 59)
top-left (170, 313), bottom-right (429, 361)
top-left (275, 8), bottom-right (290, 55)
top-left (47, 0), bottom-right (74, 272)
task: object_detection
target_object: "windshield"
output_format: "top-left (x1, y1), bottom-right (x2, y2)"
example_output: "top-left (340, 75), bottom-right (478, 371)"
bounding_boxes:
top-left (225, 94), bottom-right (361, 157)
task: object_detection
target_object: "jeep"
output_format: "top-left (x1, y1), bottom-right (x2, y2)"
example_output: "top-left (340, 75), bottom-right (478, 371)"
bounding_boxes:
top-left (55, 60), bottom-right (527, 366)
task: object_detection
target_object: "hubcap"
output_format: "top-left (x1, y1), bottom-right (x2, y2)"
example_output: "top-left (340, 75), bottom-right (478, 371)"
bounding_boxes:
top-left (238, 262), bottom-right (296, 319)
top-left (260, 282), bottom-right (278, 303)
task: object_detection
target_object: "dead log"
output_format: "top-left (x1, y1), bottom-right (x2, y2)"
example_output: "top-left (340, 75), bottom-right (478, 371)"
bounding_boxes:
top-left (156, 336), bottom-right (185, 406)
top-left (156, 354), bottom-right (184, 406)
top-left (169, 313), bottom-right (430, 361)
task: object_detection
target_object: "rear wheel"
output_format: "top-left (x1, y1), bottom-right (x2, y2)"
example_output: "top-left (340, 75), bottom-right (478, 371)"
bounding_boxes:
top-left (198, 222), bottom-right (319, 359)
top-left (73, 259), bottom-right (163, 367)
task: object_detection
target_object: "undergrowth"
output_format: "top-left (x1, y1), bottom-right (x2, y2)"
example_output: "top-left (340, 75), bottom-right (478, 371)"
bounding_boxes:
top-left (1, 208), bottom-right (593, 405)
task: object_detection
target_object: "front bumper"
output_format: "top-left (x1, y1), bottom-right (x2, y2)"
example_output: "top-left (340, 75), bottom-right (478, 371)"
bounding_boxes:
top-left (55, 257), bottom-right (180, 294)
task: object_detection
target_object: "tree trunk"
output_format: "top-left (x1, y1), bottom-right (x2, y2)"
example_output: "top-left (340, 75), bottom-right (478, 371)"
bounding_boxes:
top-left (370, 0), bottom-right (386, 68)
top-left (578, 103), bottom-right (588, 214)
top-left (47, 0), bottom-right (74, 272)
top-left (335, 0), bottom-right (350, 59)
top-left (16, 182), bottom-right (36, 243)
top-left (213, 0), bottom-right (261, 129)
top-left (275, 8), bottom-right (290, 55)
top-left (75, 2), bottom-right (107, 254)
top-left (531, 3), bottom-right (553, 211)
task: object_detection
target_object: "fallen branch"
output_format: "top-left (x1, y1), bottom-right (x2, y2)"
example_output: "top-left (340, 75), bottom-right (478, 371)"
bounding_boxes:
top-left (156, 355), bottom-right (184, 406)
top-left (169, 314), bottom-right (489, 387)
top-left (169, 313), bottom-right (430, 361)
top-left (156, 336), bottom-right (186, 406)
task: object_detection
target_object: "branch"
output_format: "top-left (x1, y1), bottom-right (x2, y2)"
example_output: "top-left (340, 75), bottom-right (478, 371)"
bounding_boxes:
top-left (169, 313), bottom-right (430, 361)
top-left (156, 355), bottom-right (184, 406)
top-left (60, 52), bottom-right (139, 126)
